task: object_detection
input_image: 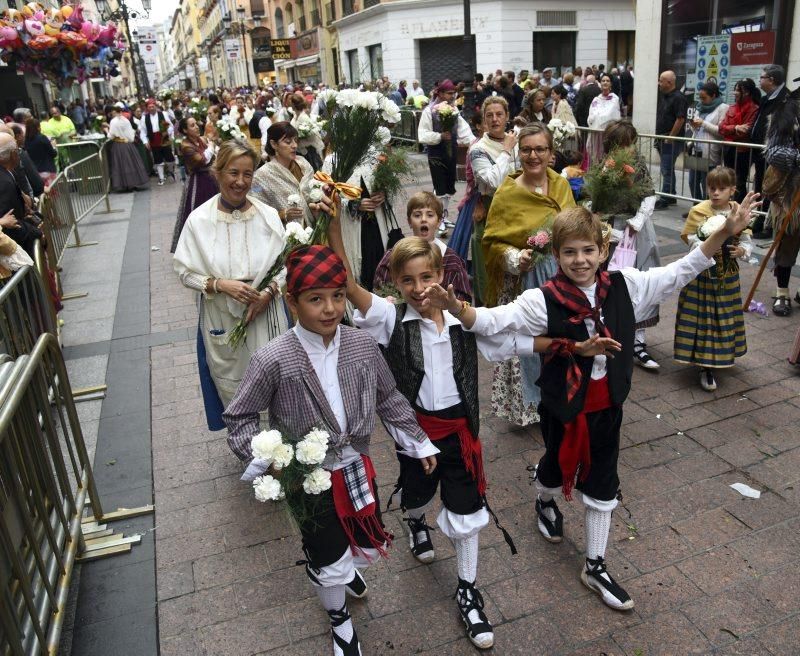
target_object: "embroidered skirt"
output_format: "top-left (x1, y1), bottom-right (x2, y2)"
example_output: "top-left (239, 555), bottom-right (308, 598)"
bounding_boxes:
top-left (674, 268), bottom-right (747, 368)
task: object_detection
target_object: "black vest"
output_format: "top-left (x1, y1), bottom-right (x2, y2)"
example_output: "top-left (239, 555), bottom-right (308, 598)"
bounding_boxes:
top-left (144, 111), bottom-right (166, 142)
top-left (382, 304), bottom-right (480, 437)
top-left (538, 272), bottom-right (634, 424)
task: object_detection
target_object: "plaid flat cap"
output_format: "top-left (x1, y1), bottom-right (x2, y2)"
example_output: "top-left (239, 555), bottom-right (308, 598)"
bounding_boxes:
top-left (286, 245), bottom-right (347, 296)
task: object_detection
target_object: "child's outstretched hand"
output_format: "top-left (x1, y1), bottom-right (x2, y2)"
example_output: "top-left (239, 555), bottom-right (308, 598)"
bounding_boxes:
top-left (575, 335), bottom-right (622, 358)
top-left (725, 191), bottom-right (760, 236)
top-left (423, 283), bottom-right (459, 313)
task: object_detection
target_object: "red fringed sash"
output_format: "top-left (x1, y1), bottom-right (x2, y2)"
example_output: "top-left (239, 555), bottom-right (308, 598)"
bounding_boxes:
top-left (330, 455), bottom-right (392, 560)
top-left (415, 412), bottom-right (487, 496)
top-left (558, 377), bottom-right (612, 500)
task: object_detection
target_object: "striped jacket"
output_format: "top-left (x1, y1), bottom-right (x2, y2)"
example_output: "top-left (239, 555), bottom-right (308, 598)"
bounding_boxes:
top-left (223, 325), bottom-right (428, 465)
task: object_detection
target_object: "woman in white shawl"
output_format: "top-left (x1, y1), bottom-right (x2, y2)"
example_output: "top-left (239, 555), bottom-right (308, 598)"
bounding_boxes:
top-left (323, 127), bottom-right (392, 291)
top-left (173, 141), bottom-right (289, 426)
top-left (252, 121), bottom-right (316, 227)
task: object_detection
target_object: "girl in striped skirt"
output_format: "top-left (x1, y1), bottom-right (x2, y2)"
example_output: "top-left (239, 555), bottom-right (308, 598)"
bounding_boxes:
top-left (674, 166), bottom-right (751, 391)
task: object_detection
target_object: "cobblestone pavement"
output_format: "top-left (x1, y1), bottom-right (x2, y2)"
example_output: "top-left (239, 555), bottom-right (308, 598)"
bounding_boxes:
top-left (144, 179), bottom-right (800, 656)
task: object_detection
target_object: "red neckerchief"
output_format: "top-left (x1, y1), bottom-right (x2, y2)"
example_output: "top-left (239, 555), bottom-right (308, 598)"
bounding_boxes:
top-left (541, 268), bottom-right (614, 339)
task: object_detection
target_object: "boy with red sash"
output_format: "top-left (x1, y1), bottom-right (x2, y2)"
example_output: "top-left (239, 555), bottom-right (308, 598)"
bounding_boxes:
top-left (425, 196), bottom-right (759, 612)
top-left (327, 216), bottom-right (605, 648)
top-left (224, 245), bottom-right (437, 656)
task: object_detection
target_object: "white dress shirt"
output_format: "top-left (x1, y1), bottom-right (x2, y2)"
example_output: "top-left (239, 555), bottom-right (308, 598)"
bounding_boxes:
top-left (139, 111), bottom-right (174, 144)
top-left (294, 322), bottom-right (437, 465)
top-left (107, 116), bottom-right (135, 142)
top-left (468, 247), bottom-right (716, 380)
top-left (355, 294), bottom-right (536, 410)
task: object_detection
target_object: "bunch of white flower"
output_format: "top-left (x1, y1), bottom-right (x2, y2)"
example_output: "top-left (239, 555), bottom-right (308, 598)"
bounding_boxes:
top-left (353, 92), bottom-right (380, 112)
top-left (302, 468), bottom-right (332, 495)
top-left (547, 118), bottom-right (576, 148)
top-left (318, 89), bottom-right (338, 105)
top-left (253, 474), bottom-right (284, 502)
top-left (284, 221), bottom-right (313, 245)
top-left (336, 89), bottom-right (360, 108)
top-left (376, 126), bottom-right (392, 146)
top-left (295, 428), bottom-right (329, 466)
top-left (697, 215), bottom-right (728, 240)
top-left (251, 429), bottom-right (283, 461)
top-left (271, 442), bottom-right (294, 470)
top-left (286, 193), bottom-right (301, 207)
top-left (379, 97), bottom-right (402, 124)
top-left (307, 179), bottom-right (326, 203)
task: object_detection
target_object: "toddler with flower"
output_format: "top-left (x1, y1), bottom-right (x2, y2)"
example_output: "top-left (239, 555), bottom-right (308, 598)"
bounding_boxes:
top-left (674, 166), bottom-right (751, 391)
top-left (224, 244), bottom-right (437, 656)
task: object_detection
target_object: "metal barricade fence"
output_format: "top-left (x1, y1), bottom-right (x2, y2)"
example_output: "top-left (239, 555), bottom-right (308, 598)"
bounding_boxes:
top-left (40, 142), bottom-right (112, 266)
top-left (54, 140), bottom-right (102, 172)
top-left (391, 108), bottom-right (422, 147)
top-left (0, 262), bottom-right (57, 360)
top-left (574, 126), bottom-right (766, 207)
top-left (0, 333), bottom-right (104, 656)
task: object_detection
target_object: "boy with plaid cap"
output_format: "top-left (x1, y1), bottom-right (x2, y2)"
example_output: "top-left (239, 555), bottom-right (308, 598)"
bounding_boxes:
top-left (224, 244), bottom-right (437, 656)
top-left (425, 196), bottom-right (759, 612)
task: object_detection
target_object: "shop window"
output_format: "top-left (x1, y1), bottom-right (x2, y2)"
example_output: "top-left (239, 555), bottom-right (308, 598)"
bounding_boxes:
top-left (347, 49), bottom-right (360, 84)
top-left (297, 0), bottom-right (306, 32)
top-left (275, 8), bottom-right (284, 37)
top-left (368, 44), bottom-right (383, 80)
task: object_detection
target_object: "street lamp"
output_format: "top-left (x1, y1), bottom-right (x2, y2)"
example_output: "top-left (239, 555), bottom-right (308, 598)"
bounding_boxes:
top-left (223, 6), bottom-right (253, 88)
top-left (95, 0), bottom-right (149, 98)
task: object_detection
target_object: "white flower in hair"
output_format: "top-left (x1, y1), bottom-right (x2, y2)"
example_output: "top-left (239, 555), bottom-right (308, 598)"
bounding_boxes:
top-left (251, 429), bottom-right (283, 461)
top-left (253, 474), bottom-right (284, 502)
top-left (270, 443), bottom-right (294, 471)
top-left (302, 468), bottom-right (332, 495)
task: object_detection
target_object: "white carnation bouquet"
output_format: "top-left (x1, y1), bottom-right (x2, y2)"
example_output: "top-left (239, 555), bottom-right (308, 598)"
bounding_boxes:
top-left (216, 119), bottom-right (246, 143)
top-left (249, 427), bottom-right (333, 525)
top-left (295, 115), bottom-right (327, 139)
top-left (547, 117), bottom-right (577, 150)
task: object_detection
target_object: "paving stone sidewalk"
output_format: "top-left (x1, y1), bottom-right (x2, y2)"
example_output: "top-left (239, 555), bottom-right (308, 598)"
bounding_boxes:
top-left (134, 179), bottom-right (800, 655)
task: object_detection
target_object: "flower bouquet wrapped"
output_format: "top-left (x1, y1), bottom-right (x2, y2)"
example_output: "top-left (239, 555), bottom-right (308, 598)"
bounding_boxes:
top-left (547, 117), bottom-right (576, 151)
top-left (249, 427), bottom-right (333, 527)
top-left (433, 102), bottom-right (458, 157)
top-left (583, 147), bottom-right (649, 216)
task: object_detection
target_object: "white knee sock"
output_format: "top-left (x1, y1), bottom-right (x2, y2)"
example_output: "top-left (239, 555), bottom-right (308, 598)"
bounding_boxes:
top-left (442, 195), bottom-right (451, 215)
top-left (315, 585), bottom-right (353, 642)
top-left (634, 328), bottom-right (646, 345)
top-left (454, 533), bottom-right (479, 583)
top-left (584, 506), bottom-right (612, 561)
top-left (156, 163), bottom-right (165, 181)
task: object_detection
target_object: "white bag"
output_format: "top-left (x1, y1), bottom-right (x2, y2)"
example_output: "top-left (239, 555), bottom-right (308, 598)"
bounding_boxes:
top-left (608, 226), bottom-right (637, 271)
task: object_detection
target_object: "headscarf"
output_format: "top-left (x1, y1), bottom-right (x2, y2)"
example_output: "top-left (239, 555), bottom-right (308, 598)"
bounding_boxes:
top-left (286, 245), bottom-right (347, 296)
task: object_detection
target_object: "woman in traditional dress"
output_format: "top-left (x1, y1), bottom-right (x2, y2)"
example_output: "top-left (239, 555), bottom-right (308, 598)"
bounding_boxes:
top-left (173, 141), bottom-right (289, 429)
top-left (129, 105), bottom-right (153, 177)
top-left (601, 120), bottom-right (661, 370)
top-left (170, 117), bottom-right (219, 253)
top-left (204, 104), bottom-right (222, 145)
top-left (451, 96), bottom-right (517, 305)
top-left (252, 121), bottom-right (315, 225)
top-left (107, 106), bottom-right (150, 193)
top-left (586, 72), bottom-right (621, 164)
top-left (482, 123), bottom-right (576, 426)
top-left (289, 95), bottom-right (325, 171)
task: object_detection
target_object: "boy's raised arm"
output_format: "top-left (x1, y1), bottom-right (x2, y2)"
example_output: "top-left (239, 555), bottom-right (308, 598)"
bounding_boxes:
top-left (327, 212), bottom-right (374, 315)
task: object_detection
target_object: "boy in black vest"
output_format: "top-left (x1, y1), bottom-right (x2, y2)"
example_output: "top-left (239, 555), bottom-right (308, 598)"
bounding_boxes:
top-left (425, 196), bottom-right (759, 611)
top-left (328, 216), bottom-right (609, 647)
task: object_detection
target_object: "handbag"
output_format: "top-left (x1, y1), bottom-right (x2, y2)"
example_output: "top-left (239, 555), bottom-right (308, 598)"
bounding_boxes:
top-left (607, 226), bottom-right (637, 271)
top-left (384, 204), bottom-right (404, 249)
top-left (683, 143), bottom-right (711, 171)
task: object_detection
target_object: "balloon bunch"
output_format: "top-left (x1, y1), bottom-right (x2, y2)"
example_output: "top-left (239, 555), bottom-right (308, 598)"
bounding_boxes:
top-left (0, 2), bottom-right (126, 88)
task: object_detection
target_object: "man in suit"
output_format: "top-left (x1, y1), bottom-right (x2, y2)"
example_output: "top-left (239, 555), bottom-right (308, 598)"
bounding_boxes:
top-left (0, 132), bottom-right (41, 257)
top-left (751, 64), bottom-right (791, 238)
top-left (575, 74), bottom-right (601, 127)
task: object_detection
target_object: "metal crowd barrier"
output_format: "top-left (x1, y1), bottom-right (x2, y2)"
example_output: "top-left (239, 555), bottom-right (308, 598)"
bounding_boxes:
top-left (0, 333), bottom-right (103, 655)
top-left (574, 126), bottom-right (766, 207)
top-left (0, 261), bottom-right (57, 360)
top-left (40, 142), bottom-right (113, 266)
top-left (391, 108), bottom-right (422, 147)
top-left (55, 140), bottom-right (103, 171)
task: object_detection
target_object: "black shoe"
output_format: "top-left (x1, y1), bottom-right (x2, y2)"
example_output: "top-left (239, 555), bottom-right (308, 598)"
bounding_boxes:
top-left (753, 229), bottom-right (773, 240)
top-left (581, 556), bottom-right (634, 611)
top-left (345, 569), bottom-right (367, 599)
top-left (404, 514), bottom-right (435, 563)
top-left (633, 344), bottom-right (660, 370)
top-left (535, 496), bottom-right (563, 543)
top-left (654, 199), bottom-right (670, 210)
top-left (328, 605), bottom-right (362, 656)
top-left (455, 578), bottom-right (494, 649)
top-left (773, 296), bottom-right (792, 317)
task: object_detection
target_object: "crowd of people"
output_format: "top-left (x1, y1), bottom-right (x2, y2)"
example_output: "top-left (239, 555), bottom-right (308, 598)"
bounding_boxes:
top-left (2, 58), bottom-right (799, 655)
